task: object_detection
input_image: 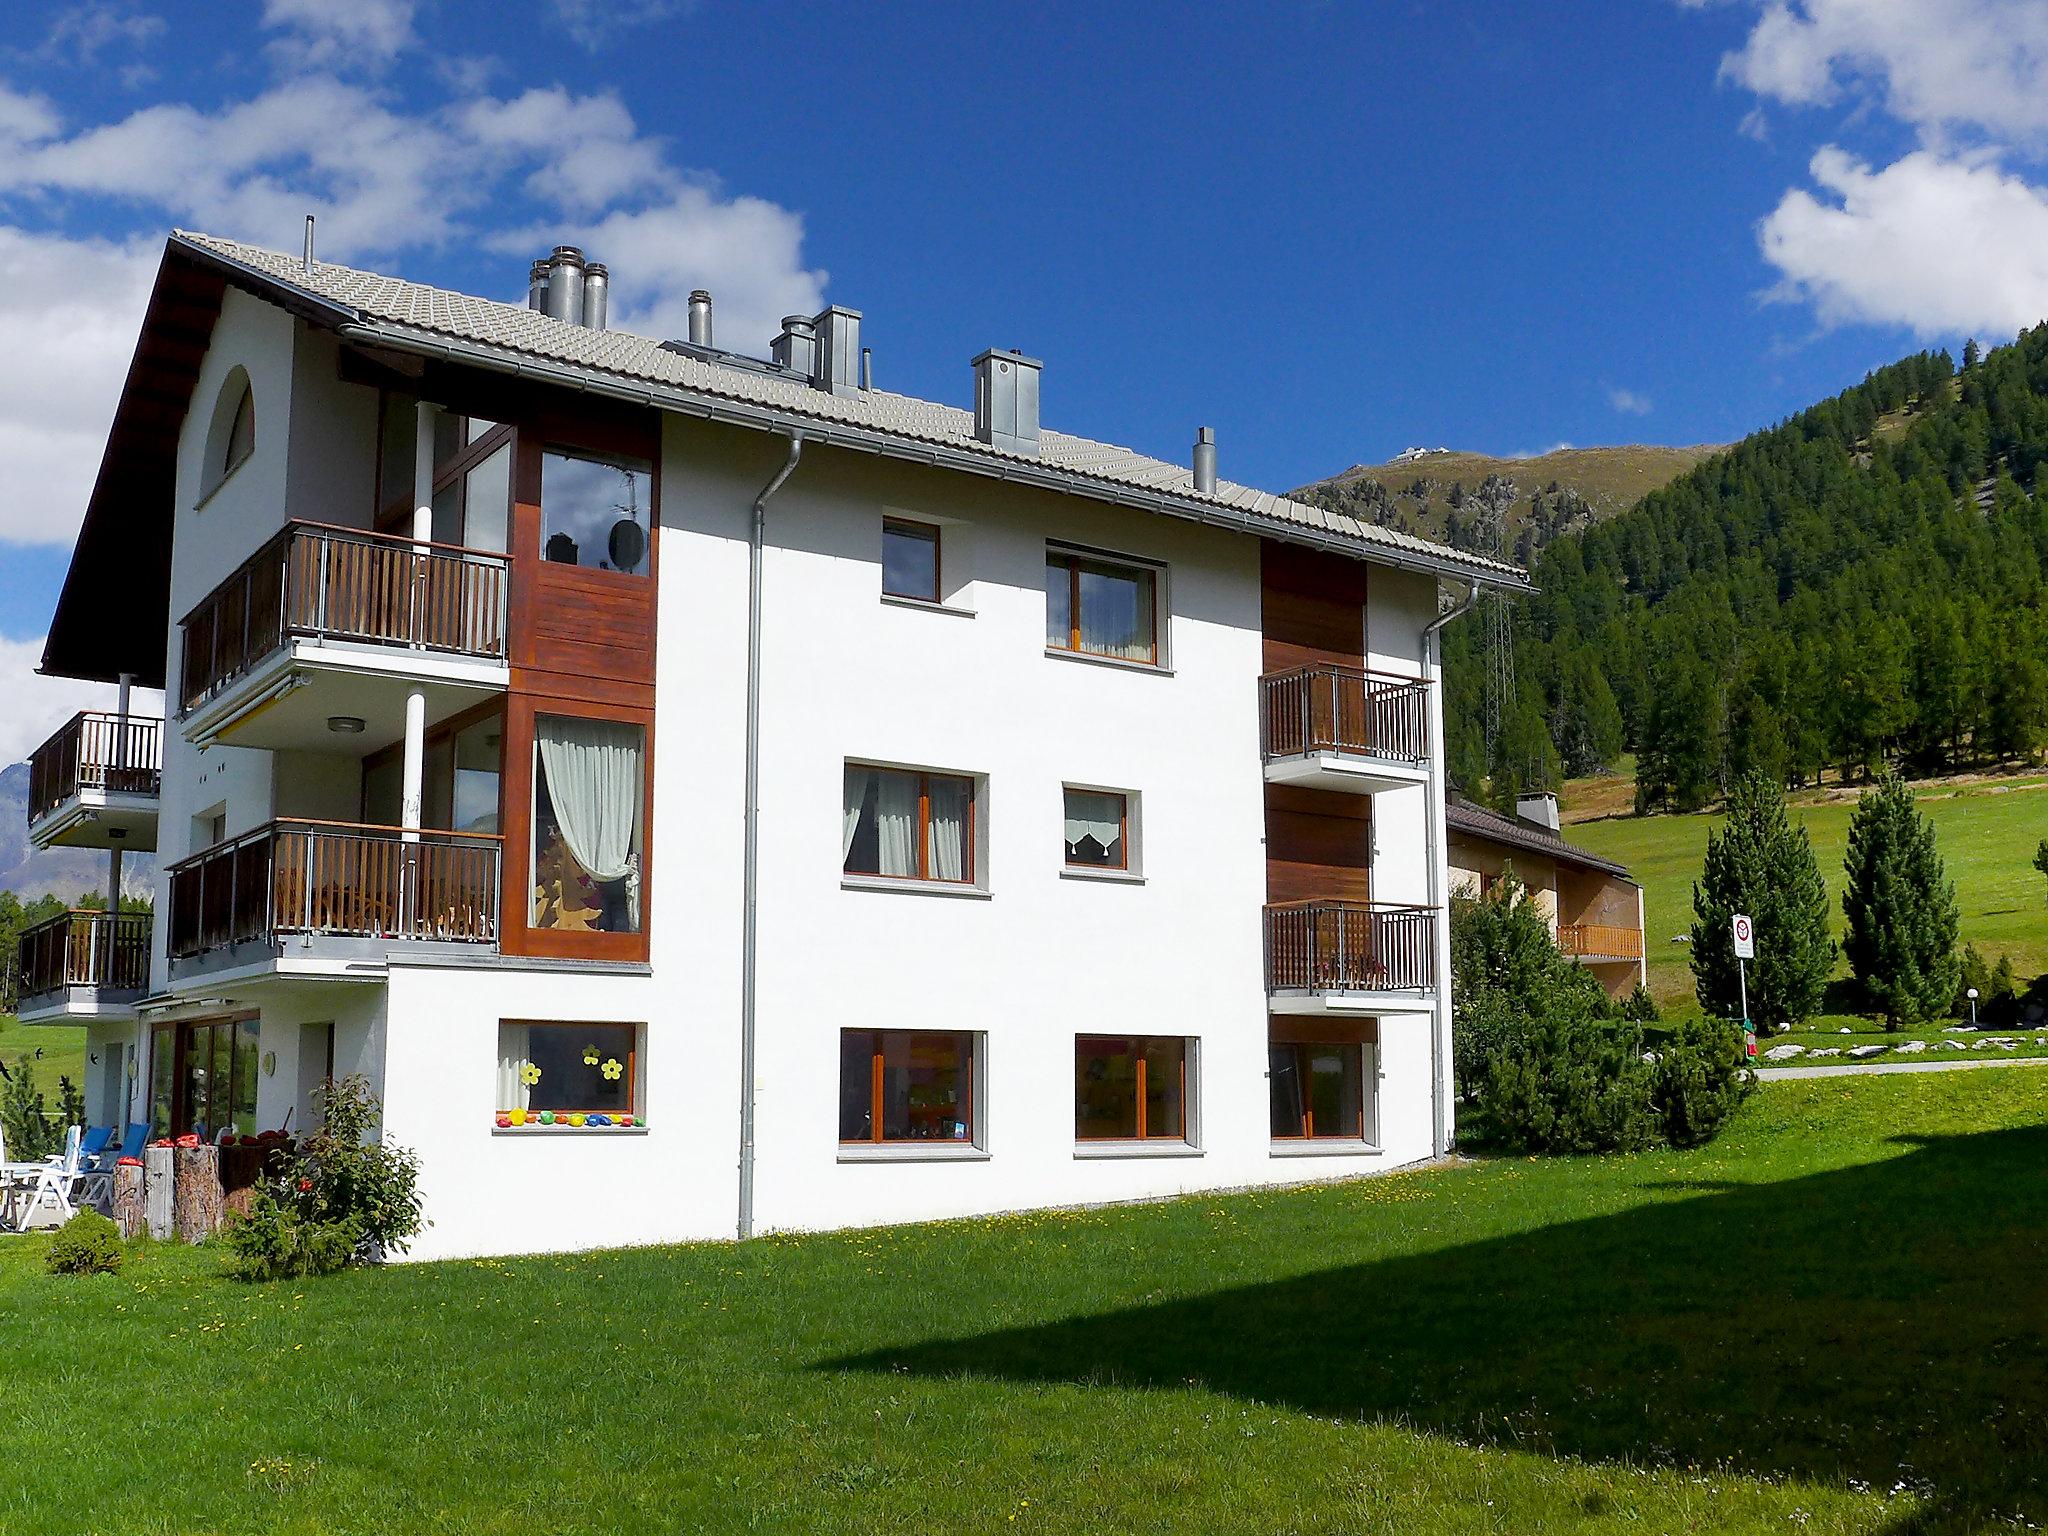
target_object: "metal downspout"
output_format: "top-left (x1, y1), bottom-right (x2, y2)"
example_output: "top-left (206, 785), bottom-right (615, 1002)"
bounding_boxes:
top-left (1421, 580), bottom-right (1480, 1157)
top-left (737, 433), bottom-right (803, 1240)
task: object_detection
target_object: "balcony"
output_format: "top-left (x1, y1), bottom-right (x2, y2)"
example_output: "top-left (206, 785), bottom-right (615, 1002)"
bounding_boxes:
top-left (1260, 665), bottom-right (1432, 793)
top-left (1558, 923), bottom-right (1645, 964)
top-left (1264, 900), bottom-right (1438, 1016)
top-left (178, 522), bottom-right (510, 754)
top-left (14, 910), bottom-right (150, 1024)
top-left (25, 712), bottom-right (161, 850)
top-left (166, 819), bottom-right (502, 980)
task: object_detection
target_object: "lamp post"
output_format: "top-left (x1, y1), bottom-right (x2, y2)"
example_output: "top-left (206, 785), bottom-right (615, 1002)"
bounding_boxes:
top-left (1967, 986), bottom-right (1979, 1028)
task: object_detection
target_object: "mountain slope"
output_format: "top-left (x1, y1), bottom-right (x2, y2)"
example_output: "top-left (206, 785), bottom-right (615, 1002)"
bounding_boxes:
top-left (1293, 444), bottom-right (1721, 565)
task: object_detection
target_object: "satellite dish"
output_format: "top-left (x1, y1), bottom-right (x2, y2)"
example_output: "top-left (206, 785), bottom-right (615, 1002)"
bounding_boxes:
top-left (607, 518), bottom-right (647, 572)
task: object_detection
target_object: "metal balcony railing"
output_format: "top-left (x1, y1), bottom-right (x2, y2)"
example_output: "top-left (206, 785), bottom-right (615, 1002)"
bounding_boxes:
top-left (179, 521), bottom-right (510, 713)
top-left (17, 910), bottom-right (150, 997)
top-left (166, 819), bottom-right (502, 959)
top-left (27, 712), bottom-right (162, 821)
top-left (1259, 665), bottom-right (1431, 765)
top-left (1264, 901), bottom-right (1438, 994)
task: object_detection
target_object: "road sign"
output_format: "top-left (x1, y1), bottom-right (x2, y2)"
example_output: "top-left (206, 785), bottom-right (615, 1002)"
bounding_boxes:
top-left (1732, 913), bottom-right (1755, 960)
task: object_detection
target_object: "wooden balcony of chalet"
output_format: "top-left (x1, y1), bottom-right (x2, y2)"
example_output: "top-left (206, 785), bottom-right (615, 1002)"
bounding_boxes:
top-left (1259, 664), bottom-right (1433, 794)
top-left (1264, 900), bottom-right (1439, 1016)
top-left (25, 711), bottom-right (161, 850)
top-left (13, 910), bottom-right (150, 1024)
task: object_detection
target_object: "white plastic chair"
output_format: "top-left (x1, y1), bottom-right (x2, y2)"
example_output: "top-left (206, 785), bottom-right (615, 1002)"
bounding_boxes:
top-left (0, 1120), bottom-right (53, 1231)
top-left (10, 1126), bottom-right (84, 1230)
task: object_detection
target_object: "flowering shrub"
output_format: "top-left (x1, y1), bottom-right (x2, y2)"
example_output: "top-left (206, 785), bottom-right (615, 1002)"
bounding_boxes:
top-left (223, 1075), bottom-right (425, 1280)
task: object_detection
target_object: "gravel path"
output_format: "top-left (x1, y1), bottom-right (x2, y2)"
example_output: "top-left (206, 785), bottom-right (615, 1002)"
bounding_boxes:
top-left (1755, 1055), bottom-right (2048, 1081)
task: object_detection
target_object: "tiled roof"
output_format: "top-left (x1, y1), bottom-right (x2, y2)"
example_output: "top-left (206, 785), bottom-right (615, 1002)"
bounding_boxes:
top-left (171, 230), bottom-right (1529, 588)
top-left (1445, 795), bottom-right (1633, 880)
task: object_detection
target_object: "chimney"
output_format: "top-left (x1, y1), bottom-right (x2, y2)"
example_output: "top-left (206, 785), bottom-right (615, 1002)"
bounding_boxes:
top-left (1192, 426), bottom-right (1217, 494)
top-left (771, 314), bottom-right (817, 376)
top-left (543, 245), bottom-right (586, 325)
top-left (527, 259), bottom-right (550, 312)
top-left (973, 348), bottom-right (1042, 455)
top-left (582, 263), bottom-right (609, 331)
top-left (687, 289), bottom-right (714, 347)
top-left (812, 306), bottom-right (862, 395)
top-left (1515, 792), bottom-right (1561, 832)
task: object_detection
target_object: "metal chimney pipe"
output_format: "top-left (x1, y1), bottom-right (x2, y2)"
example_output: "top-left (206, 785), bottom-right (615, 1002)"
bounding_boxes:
top-left (1193, 426), bottom-right (1217, 494)
top-left (860, 346), bottom-right (873, 390)
top-left (302, 215), bottom-right (315, 275)
top-left (583, 263), bottom-right (609, 331)
top-left (771, 314), bottom-right (816, 376)
top-left (528, 259), bottom-right (550, 312)
top-left (688, 289), bottom-right (714, 347)
top-left (543, 245), bottom-right (585, 325)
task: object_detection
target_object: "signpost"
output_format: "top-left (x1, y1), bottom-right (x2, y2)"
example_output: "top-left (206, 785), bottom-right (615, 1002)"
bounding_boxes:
top-left (1732, 913), bottom-right (1756, 1058)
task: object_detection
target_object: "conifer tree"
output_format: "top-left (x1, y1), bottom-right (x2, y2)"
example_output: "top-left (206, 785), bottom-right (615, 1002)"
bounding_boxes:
top-left (1841, 768), bottom-right (1961, 1025)
top-left (1690, 771), bottom-right (1835, 1026)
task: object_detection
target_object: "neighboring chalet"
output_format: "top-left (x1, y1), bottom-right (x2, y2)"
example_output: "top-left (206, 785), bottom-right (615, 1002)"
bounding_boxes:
top-left (1447, 792), bottom-right (1646, 998)
top-left (16, 229), bottom-right (1526, 1259)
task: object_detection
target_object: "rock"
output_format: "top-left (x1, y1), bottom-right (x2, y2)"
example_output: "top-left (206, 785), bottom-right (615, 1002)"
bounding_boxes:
top-left (1763, 1044), bottom-right (1806, 1061)
top-left (1940, 1040), bottom-right (1968, 1049)
top-left (1839, 1027), bottom-right (1852, 1035)
top-left (1942, 1025), bottom-right (1973, 1033)
top-left (1847, 1044), bottom-right (1888, 1058)
top-left (1897, 1040), bottom-right (1928, 1054)
top-left (1809, 1048), bottom-right (1842, 1058)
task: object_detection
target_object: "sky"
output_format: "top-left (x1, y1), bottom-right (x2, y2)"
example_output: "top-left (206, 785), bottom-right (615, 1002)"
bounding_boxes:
top-left (5, 0), bottom-right (2048, 761)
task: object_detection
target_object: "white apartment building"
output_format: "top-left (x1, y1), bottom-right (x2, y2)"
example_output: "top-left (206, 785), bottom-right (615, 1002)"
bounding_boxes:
top-left (17, 231), bottom-right (1527, 1260)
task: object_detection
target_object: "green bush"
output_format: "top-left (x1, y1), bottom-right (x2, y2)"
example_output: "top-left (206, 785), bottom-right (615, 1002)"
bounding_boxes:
top-left (222, 1075), bottom-right (425, 1281)
top-left (45, 1209), bottom-right (123, 1276)
top-left (1482, 1001), bottom-right (1659, 1155)
top-left (1, 1057), bottom-right (57, 1164)
top-left (1652, 1017), bottom-right (1754, 1149)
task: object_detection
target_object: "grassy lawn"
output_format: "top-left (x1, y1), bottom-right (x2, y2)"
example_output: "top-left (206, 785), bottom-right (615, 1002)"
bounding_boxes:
top-left (0, 1011), bottom-right (86, 1096)
top-left (3, 1070), bottom-right (2043, 1534)
top-left (1564, 776), bottom-right (2048, 1017)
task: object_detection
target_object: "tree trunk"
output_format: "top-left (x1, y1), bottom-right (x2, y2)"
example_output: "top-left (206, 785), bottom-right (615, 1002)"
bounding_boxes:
top-left (112, 1162), bottom-right (147, 1241)
top-left (172, 1145), bottom-right (223, 1244)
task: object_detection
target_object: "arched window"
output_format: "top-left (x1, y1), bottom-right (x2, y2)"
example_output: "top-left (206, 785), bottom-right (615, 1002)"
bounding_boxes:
top-left (201, 367), bottom-right (256, 499)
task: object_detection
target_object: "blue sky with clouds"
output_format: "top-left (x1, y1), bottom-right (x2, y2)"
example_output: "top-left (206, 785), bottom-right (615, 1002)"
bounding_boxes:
top-left (4, 0), bottom-right (2048, 758)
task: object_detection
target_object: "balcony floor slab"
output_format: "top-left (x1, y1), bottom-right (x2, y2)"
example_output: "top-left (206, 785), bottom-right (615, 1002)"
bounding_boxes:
top-left (15, 986), bottom-right (145, 1025)
top-left (28, 790), bottom-right (160, 852)
top-left (182, 640), bottom-right (508, 754)
top-left (1262, 754), bottom-right (1431, 795)
top-left (1267, 989), bottom-right (1437, 1018)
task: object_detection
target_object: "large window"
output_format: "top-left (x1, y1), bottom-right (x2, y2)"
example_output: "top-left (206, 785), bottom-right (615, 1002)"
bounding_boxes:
top-left (839, 1030), bottom-right (977, 1144)
top-left (1046, 548), bottom-right (1158, 664)
top-left (362, 705), bottom-right (503, 834)
top-left (1269, 1032), bottom-right (1378, 1142)
top-left (843, 765), bottom-right (976, 884)
top-left (200, 368), bottom-right (256, 500)
top-left (532, 715), bottom-right (645, 933)
top-left (541, 449), bottom-right (653, 575)
top-left (882, 518), bottom-right (940, 602)
top-left (1063, 787), bottom-right (1129, 870)
top-left (1075, 1036), bottom-right (1188, 1142)
top-left (497, 1021), bottom-right (641, 1125)
top-left (148, 1018), bottom-right (260, 1141)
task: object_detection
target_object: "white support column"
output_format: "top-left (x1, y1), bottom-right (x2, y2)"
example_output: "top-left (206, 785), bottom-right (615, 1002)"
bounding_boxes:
top-left (402, 402), bottom-right (439, 847)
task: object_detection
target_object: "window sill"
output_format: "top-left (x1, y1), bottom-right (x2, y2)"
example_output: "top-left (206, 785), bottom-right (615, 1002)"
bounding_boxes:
top-left (1073, 1140), bottom-right (1202, 1159)
top-left (191, 454), bottom-right (252, 515)
top-left (1270, 1140), bottom-right (1383, 1158)
top-left (841, 875), bottom-right (991, 900)
top-left (881, 593), bottom-right (976, 619)
top-left (1043, 647), bottom-right (1173, 677)
top-left (837, 1142), bottom-right (990, 1164)
top-left (1059, 866), bottom-right (1145, 885)
top-left (492, 1126), bottom-right (650, 1138)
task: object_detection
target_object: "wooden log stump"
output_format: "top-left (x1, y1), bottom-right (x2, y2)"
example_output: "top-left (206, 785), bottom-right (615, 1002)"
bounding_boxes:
top-left (172, 1145), bottom-right (223, 1244)
top-left (112, 1162), bottom-right (146, 1240)
top-left (144, 1146), bottom-right (175, 1241)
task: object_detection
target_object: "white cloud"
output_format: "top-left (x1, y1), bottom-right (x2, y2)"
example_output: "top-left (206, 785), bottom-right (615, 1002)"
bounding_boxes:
top-left (1719, 0), bottom-right (2048, 146)
top-left (1759, 148), bottom-right (2048, 335)
top-left (39, 3), bottom-right (164, 64)
top-left (261, 0), bottom-right (417, 69)
top-left (1608, 387), bottom-right (1653, 416)
top-left (551, 0), bottom-right (691, 52)
top-left (0, 227), bottom-right (160, 545)
top-left (0, 636), bottom-right (162, 769)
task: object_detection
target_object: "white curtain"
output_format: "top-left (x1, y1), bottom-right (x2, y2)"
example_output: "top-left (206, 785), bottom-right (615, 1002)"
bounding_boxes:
top-left (537, 717), bottom-right (644, 926)
top-left (927, 777), bottom-right (969, 881)
top-left (1064, 791), bottom-right (1123, 858)
top-left (496, 1022), bottom-right (531, 1113)
top-left (843, 768), bottom-right (871, 863)
top-left (1077, 565), bottom-right (1155, 661)
top-left (876, 772), bottom-right (919, 877)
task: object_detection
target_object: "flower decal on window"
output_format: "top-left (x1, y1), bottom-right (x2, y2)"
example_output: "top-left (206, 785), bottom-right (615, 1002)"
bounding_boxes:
top-left (520, 1063), bottom-right (543, 1086)
top-left (601, 1058), bottom-right (623, 1081)
top-left (582, 1044), bottom-right (601, 1067)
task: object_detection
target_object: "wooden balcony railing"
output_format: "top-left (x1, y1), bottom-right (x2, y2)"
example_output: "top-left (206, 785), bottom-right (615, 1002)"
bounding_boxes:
top-left (1558, 923), bottom-right (1645, 961)
top-left (17, 910), bottom-right (150, 998)
top-left (1264, 901), bottom-right (1438, 994)
top-left (179, 521), bottom-right (510, 713)
top-left (27, 711), bottom-right (162, 820)
top-left (1260, 665), bottom-right (1431, 765)
top-left (166, 820), bottom-right (502, 959)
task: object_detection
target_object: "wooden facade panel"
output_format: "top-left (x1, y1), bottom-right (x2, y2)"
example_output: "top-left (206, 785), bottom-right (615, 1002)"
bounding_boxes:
top-left (1261, 539), bottom-right (1369, 673)
top-left (1265, 788), bottom-right (1372, 904)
